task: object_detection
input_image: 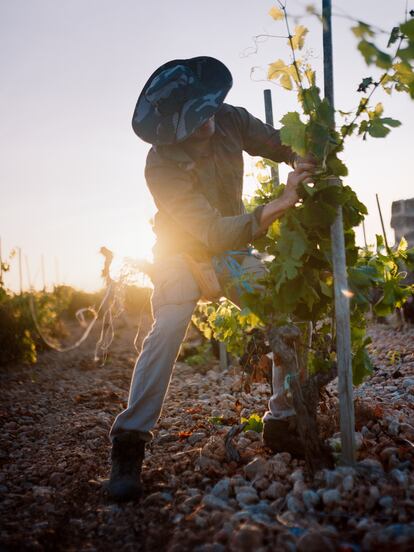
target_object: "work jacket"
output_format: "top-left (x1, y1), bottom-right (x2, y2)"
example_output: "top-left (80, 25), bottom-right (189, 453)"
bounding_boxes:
top-left (145, 103), bottom-right (295, 259)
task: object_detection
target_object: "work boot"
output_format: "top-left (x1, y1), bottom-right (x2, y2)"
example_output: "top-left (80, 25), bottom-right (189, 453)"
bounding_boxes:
top-left (106, 431), bottom-right (145, 501)
top-left (263, 416), bottom-right (304, 458)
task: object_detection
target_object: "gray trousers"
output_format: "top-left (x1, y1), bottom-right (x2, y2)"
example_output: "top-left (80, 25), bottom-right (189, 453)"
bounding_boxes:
top-left (110, 254), bottom-right (292, 442)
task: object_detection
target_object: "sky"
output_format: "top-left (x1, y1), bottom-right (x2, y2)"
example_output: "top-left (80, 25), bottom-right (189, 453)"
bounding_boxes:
top-left (1, 0), bottom-right (413, 291)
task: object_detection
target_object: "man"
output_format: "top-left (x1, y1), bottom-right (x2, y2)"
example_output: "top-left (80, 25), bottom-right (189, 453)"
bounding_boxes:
top-left (107, 56), bottom-right (315, 501)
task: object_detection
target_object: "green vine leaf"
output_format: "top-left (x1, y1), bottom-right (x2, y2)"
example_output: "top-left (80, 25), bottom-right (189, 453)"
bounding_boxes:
top-left (241, 413), bottom-right (264, 433)
top-left (299, 86), bottom-right (322, 114)
top-left (353, 345), bottom-right (374, 385)
top-left (351, 22), bottom-right (375, 39)
top-left (279, 111), bottom-right (307, 156)
top-left (400, 18), bottom-right (414, 41)
top-left (368, 116), bottom-right (401, 137)
top-left (326, 155), bottom-right (348, 177)
top-left (358, 40), bottom-right (392, 69)
top-left (387, 26), bottom-right (400, 47)
top-left (357, 76), bottom-right (374, 92)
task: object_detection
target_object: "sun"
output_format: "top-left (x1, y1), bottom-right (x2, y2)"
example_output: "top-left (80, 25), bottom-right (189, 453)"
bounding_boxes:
top-left (106, 217), bottom-right (155, 285)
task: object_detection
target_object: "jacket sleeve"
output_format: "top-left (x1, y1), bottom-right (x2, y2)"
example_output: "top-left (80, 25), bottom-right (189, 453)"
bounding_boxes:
top-left (232, 105), bottom-right (296, 166)
top-left (146, 159), bottom-right (264, 255)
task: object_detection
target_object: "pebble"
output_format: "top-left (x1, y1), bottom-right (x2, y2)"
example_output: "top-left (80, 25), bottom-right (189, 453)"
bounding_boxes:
top-left (188, 431), bottom-right (207, 445)
top-left (244, 457), bottom-right (267, 481)
top-left (253, 476), bottom-right (269, 491)
top-left (268, 454), bottom-right (290, 478)
top-left (181, 494), bottom-right (202, 513)
top-left (201, 436), bottom-right (227, 461)
top-left (390, 468), bottom-right (408, 488)
top-left (356, 517), bottom-right (372, 531)
top-left (342, 474), bottom-right (354, 492)
top-left (231, 502), bottom-right (275, 527)
top-left (244, 430), bottom-right (261, 442)
top-left (211, 478), bottom-right (231, 499)
top-left (366, 486), bottom-right (380, 509)
top-left (194, 544), bottom-right (225, 552)
top-left (236, 437), bottom-right (251, 449)
top-left (322, 489), bottom-right (341, 506)
top-left (399, 422), bottom-right (414, 441)
top-left (230, 523), bottom-right (263, 551)
top-left (263, 481), bottom-right (285, 500)
top-left (361, 425), bottom-right (372, 437)
top-left (297, 530), bottom-right (336, 552)
top-left (32, 486), bottom-right (53, 498)
top-left (380, 446), bottom-right (399, 462)
top-left (358, 458), bottom-right (384, 474)
top-left (0, 449), bottom-right (8, 460)
top-left (202, 494), bottom-right (233, 511)
top-left (194, 514), bottom-right (208, 528)
top-left (388, 420), bottom-right (400, 436)
top-left (323, 469), bottom-right (342, 488)
top-left (196, 455), bottom-right (222, 473)
top-left (290, 468), bottom-right (304, 483)
top-left (49, 472), bottom-right (63, 486)
top-left (302, 490), bottom-right (320, 509)
top-left (402, 377), bottom-right (414, 389)
top-left (286, 493), bottom-right (304, 514)
top-left (235, 486), bottom-right (259, 506)
top-left (379, 495), bottom-right (393, 510)
top-left (143, 491), bottom-right (173, 505)
top-left (363, 523), bottom-right (414, 548)
top-left (292, 480), bottom-right (306, 496)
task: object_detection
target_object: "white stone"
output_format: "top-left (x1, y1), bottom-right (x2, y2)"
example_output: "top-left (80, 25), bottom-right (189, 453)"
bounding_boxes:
top-left (390, 468), bottom-right (408, 488)
top-left (264, 481), bottom-right (285, 500)
top-left (188, 431), bottom-right (206, 445)
top-left (402, 378), bottom-right (414, 389)
top-left (342, 475), bottom-right (354, 492)
top-left (211, 478), bottom-right (231, 499)
top-left (286, 494), bottom-right (304, 513)
top-left (202, 494), bottom-right (232, 511)
top-left (244, 457), bottom-right (267, 481)
top-left (322, 489), bottom-right (341, 506)
top-left (302, 489), bottom-right (320, 509)
top-left (236, 486), bottom-right (259, 506)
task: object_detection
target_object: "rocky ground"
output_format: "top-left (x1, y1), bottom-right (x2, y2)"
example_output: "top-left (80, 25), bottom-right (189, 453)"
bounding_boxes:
top-left (0, 318), bottom-right (413, 551)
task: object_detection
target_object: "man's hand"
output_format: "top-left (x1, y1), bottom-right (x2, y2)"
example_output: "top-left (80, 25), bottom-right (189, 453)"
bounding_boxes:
top-left (279, 162), bottom-right (316, 209)
top-left (293, 153), bottom-right (318, 170)
top-left (256, 161), bottom-right (317, 235)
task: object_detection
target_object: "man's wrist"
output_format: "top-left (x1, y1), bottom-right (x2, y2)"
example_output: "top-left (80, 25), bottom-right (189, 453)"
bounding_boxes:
top-left (273, 195), bottom-right (292, 213)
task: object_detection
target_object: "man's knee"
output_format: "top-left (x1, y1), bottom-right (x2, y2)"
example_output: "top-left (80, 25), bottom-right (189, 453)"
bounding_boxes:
top-left (151, 302), bottom-right (195, 341)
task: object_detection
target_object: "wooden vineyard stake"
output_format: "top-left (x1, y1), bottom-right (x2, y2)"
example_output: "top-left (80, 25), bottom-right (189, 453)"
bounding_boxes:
top-left (362, 220), bottom-right (368, 250)
top-left (376, 193), bottom-right (391, 253)
top-left (263, 89), bottom-right (280, 186)
top-left (219, 341), bottom-right (228, 371)
top-left (322, 0), bottom-right (356, 465)
top-left (18, 247), bottom-right (23, 295)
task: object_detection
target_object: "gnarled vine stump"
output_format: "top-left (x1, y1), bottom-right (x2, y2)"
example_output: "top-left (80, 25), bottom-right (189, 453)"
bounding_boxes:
top-left (268, 324), bottom-right (334, 473)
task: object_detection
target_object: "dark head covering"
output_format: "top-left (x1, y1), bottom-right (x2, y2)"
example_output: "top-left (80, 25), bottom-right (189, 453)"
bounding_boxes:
top-left (132, 56), bottom-right (233, 145)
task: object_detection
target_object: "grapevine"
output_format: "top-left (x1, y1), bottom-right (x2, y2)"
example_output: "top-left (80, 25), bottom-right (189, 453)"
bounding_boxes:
top-left (193, 5), bottom-right (414, 387)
